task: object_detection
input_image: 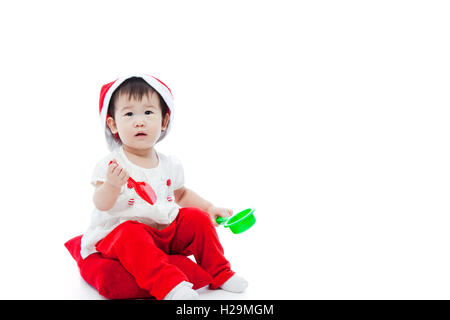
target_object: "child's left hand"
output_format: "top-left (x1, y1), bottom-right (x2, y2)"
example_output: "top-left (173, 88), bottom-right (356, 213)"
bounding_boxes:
top-left (207, 206), bottom-right (233, 227)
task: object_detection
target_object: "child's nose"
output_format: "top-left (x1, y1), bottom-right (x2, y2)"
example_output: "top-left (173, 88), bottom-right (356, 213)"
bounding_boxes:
top-left (134, 117), bottom-right (146, 127)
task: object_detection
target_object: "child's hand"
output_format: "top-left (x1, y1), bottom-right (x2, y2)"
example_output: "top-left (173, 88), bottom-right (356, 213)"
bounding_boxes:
top-left (207, 205), bottom-right (233, 227)
top-left (106, 159), bottom-right (129, 189)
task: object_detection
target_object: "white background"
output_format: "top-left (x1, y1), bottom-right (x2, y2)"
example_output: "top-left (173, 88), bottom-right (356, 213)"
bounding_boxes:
top-left (0, 0), bottom-right (449, 299)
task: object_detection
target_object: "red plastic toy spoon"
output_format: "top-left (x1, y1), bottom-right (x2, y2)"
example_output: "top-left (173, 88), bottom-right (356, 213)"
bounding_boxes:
top-left (109, 160), bottom-right (157, 205)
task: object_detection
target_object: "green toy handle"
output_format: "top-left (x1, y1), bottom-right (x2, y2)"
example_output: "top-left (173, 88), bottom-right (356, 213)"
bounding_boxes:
top-left (216, 216), bottom-right (229, 226)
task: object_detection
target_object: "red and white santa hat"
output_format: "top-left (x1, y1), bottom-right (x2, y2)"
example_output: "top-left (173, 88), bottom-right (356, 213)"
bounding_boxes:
top-left (98, 73), bottom-right (175, 151)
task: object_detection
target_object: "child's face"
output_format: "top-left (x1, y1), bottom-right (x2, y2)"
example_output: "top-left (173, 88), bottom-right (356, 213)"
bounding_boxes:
top-left (106, 91), bottom-right (170, 151)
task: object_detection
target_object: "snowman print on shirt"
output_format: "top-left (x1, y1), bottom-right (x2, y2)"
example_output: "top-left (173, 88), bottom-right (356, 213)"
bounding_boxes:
top-left (166, 178), bottom-right (174, 202)
top-left (127, 180), bottom-right (135, 206)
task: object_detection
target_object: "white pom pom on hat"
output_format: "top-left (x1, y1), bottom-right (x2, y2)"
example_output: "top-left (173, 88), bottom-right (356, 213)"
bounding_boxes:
top-left (98, 73), bottom-right (174, 151)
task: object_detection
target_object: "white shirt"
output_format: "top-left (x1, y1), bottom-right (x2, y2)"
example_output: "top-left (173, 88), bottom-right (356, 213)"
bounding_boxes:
top-left (80, 146), bottom-right (184, 259)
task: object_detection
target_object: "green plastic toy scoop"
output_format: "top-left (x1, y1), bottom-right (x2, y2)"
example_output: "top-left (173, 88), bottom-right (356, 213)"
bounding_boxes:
top-left (216, 208), bottom-right (256, 234)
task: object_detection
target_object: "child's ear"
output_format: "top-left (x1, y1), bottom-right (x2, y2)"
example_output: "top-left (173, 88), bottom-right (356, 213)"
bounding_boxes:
top-left (106, 116), bottom-right (118, 135)
top-left (161, 113), bottom-right (170, 131)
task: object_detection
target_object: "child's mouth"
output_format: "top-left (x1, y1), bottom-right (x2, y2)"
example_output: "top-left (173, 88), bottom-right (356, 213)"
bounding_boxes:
top-left (135, 132), bottom-right (147, 137)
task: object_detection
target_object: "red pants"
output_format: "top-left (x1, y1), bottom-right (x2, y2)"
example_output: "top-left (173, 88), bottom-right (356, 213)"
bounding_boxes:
top-left (95, 207), bottom-right (235, 300)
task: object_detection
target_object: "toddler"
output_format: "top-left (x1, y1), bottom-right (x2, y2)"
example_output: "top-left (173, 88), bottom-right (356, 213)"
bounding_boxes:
top-left (80, 74), bottom-right (247, 300)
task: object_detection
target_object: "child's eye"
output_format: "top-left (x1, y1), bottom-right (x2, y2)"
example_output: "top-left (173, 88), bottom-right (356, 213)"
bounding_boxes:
top-left (145, 110), bottom-right (153, 115)
top-left (124, 112), bottom-right (133, 117)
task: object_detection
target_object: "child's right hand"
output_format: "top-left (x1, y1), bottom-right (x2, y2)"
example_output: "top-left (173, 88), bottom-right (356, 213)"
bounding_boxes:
top-left (106, 159), bottom-right (130, 189)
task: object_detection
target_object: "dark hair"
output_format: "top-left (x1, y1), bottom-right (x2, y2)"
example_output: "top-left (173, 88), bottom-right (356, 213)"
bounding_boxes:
top-left (107, 77), bottom-right (169, 119)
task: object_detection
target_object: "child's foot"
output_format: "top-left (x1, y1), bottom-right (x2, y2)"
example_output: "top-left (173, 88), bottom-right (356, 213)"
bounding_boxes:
top-left (220, 274), bottom-right (248, 293)
top-left (163, 281), bottom-right (199, 300)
